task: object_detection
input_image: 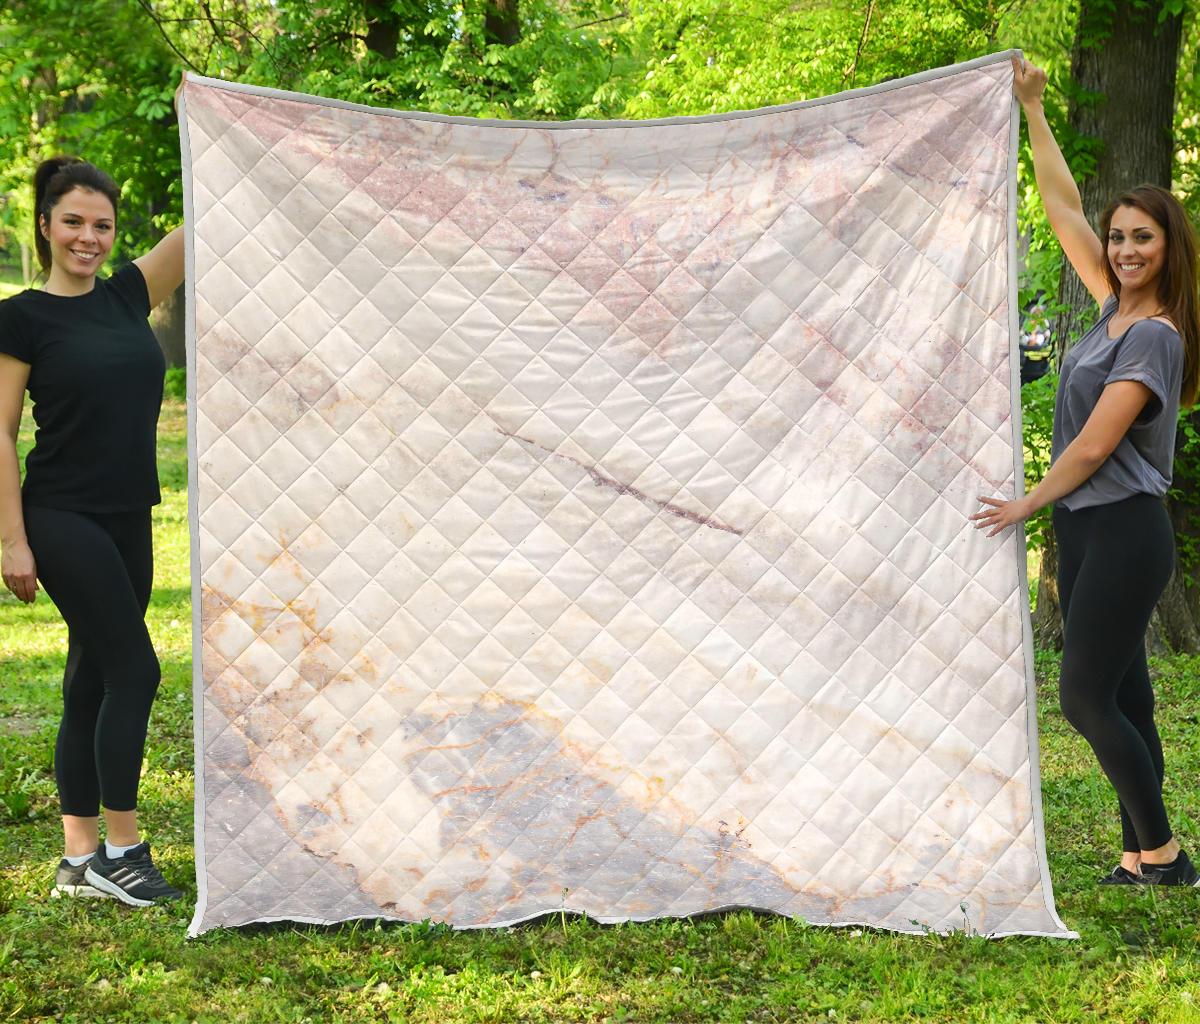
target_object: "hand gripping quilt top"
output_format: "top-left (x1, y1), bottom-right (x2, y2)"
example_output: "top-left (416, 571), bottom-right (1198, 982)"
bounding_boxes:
top-left (181, 50), bottom-right (1076, 939)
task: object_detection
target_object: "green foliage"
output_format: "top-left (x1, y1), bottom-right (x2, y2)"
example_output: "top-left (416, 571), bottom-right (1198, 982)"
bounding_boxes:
top-left (235, 0), bottom-right (633, 119)
top-left (1, 3), bottom-right (1197, 582)
top-left (1174, 5), bottom-right (1200, 224)
top-left (1020, 370), bottom-right (1058, 551)
top-left (1007, 0), bottom-right (1080, 310)
top-left (622, 0), bottom-right (1021, 118)
top-left (621, 0), bottom-right (855, 117)
top-left (0, 0), bottom-right (1195, 273)
top-left (0, 784), bottom-right (30, 822)
top-left (1168, 411), bottom-right (1200, 588)
top-left (163, 366), bottom-right (187, 401)
top-left (0, 0), bottom-right (184, 263)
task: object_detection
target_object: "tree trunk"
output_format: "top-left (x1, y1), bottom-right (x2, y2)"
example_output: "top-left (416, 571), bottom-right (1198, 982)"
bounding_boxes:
top-left (485, 0), bottom-right (521, 47)
top-left (364, 0), bottom-right (400, 59)
top-left (32, 64), bottom-right (57, 133)
top-left (1032, 530), bottom-right (1062, 651)
top-left (1035, 0), bottom-right (1190, 652)
top-left (150, 282), bottom-right (186, 369)
top-left (1051, 3), bottom-right (1181, 351)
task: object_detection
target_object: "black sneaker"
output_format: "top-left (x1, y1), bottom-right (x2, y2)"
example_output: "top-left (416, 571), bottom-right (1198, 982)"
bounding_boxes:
top-left (84, 842), bottom-right (182, 906)
top-left (1132, 849), bottom-right (1200, 887)
top-left (52, 856), bottom-right (114, 899)
top-left (1098, 864), bottom-right (1141, 885)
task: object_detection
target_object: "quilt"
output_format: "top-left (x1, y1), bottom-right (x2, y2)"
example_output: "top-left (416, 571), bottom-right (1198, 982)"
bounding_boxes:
top-left (180, 50), bottom-right (1076, 938)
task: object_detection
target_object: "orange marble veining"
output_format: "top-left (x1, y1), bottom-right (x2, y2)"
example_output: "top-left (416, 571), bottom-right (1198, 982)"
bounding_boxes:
top-left (185, 56), bottom-right (1073, 938)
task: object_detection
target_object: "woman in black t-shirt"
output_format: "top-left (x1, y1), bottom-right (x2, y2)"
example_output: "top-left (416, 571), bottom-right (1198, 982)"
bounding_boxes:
top-left (0, 157), bottom-right (185, 906)
top-left (972, 59), bottom-right (1200, 887)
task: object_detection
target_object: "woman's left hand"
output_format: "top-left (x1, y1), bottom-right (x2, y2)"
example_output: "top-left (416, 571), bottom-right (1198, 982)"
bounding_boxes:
top-left (971, 495), bottom-right (1035, 537)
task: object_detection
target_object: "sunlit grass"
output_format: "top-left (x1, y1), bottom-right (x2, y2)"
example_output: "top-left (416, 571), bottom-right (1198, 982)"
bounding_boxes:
top-left (2, 398), bottom-right (1199, 1023)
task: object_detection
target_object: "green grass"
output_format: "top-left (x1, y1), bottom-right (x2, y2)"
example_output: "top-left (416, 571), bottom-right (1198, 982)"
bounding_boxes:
top-left (2, 399), bottom-right (1200, 1023)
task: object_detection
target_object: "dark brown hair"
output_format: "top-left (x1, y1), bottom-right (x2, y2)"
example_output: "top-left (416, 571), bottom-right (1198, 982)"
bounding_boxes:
top-left (1099, 184), bottom-right (1200, 409)
top-left (33, 156), bottom-right (120, 274)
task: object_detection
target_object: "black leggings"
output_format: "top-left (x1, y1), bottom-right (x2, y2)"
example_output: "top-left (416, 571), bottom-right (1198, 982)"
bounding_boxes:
top-left (23, 505), bottom-right (160, 816)
top-left (1052, 492), bottom-right (1175, 852)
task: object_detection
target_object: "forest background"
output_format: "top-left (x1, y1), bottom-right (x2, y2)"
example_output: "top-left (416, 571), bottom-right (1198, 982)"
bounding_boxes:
top-left (1, 0), bottom-right (1198, 649)
top-left (1, 3), bottom-right (1200, 1022)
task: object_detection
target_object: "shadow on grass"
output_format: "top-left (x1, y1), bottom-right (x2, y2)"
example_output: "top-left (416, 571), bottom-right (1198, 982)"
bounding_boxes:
top-left (0, 586), bottom-right (191, 619)
top-left (150, 586), bottom-right (193, 610)
top-left (0, 650), bottom-right (194, 699)
top-left (188, 904), bottom-right (1007, 949)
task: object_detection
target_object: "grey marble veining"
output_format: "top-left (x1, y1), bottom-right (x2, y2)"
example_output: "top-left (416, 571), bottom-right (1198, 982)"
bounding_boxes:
top-left (182, 54), bottom-right (1074, 938)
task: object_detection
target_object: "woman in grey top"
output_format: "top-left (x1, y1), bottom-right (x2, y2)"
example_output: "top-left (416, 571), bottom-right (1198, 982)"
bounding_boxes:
top-left (971, 57), bottom-right (1200, 885)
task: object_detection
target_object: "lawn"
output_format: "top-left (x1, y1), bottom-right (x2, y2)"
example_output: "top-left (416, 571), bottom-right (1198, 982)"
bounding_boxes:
top-left (1, 398), bottom-right (1199, 1024)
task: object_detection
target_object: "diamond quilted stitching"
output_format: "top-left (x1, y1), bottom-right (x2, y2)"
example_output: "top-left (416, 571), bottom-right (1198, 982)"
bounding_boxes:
top-left (185, 57), bottom-right (1072, 940)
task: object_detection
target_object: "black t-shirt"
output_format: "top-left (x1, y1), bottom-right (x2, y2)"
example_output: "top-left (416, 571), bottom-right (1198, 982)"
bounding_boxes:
top-left (0, 262), bottom-right (165, 511)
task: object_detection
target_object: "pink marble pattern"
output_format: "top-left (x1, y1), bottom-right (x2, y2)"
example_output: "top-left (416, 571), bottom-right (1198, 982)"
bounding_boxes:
top-left (184, 57), bottom-right (1073, 938)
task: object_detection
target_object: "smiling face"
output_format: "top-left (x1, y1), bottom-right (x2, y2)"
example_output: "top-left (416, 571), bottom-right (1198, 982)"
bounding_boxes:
top-left (38, 187), bottom-right (116, 283)
top-left (1106, 204), bottom-right (1167, 295)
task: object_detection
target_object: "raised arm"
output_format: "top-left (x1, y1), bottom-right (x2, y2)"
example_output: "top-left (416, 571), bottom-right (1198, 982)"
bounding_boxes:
top-left (133, 225), bottom-right (185, 311)
top-left (1011, 57), bottom-right (1110, 307)
top-left (0, 354), bottom-right (36, 603)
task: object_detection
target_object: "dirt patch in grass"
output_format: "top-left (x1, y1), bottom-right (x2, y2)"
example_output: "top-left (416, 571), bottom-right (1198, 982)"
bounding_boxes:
top-left (0, 713), bottom-right (50, 737)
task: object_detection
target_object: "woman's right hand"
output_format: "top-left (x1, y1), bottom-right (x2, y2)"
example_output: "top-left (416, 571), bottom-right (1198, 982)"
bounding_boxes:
top-left (2, 540), bottom-right (38, 603)
top-left (1011, 56), bottom-right (1048, 108)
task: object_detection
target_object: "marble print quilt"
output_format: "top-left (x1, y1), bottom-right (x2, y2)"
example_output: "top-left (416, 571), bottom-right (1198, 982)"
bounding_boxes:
top-left (180, 50), bottom-right (1075, 938)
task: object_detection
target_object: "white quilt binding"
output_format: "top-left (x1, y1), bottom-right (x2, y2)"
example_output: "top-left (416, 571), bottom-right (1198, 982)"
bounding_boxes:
top-left (178, 48), bottom-right (1078, 939)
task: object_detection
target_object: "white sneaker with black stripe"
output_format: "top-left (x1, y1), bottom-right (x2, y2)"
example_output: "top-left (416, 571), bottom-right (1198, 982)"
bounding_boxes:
top-left (84, 842), bottom-right (182, 906)
top-left (52, 855), bottom-right (114, 899)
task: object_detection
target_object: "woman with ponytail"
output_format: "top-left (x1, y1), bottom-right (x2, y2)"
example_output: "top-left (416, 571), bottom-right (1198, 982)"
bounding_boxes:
top-left (0, 156), bottom-right (185, 905)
